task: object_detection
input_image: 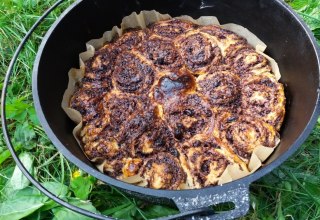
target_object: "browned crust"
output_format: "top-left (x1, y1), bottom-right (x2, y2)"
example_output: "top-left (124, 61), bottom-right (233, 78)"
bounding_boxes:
top-left (175, 31), bottom-right (222, 74)
top-left (148, 19), bottom-right (197, 39)
top-left (241, 73), bottom-right (286, 130)
top-left (214, 112), bottom-right (278, 161)
top-left (140, 152), bottom-right (186, 189)
top-left (179, 137), bottom-right (232, 188)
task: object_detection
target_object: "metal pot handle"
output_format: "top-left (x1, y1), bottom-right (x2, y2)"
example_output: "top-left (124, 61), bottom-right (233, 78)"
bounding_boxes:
top-left (169, 184), bottom-right (250, 220)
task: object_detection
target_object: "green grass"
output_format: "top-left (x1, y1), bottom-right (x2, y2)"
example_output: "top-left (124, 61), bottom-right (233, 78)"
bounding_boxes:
top-left (0, 0), bottom-right (319, 219)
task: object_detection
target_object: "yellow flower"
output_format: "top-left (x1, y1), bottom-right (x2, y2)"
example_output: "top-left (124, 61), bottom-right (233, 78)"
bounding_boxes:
top-left (72, 170), bottom-right (81, 179)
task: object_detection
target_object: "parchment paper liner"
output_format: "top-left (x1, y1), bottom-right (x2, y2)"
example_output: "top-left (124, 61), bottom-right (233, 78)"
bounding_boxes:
top-left (61, 10), bottom-right (282, 188)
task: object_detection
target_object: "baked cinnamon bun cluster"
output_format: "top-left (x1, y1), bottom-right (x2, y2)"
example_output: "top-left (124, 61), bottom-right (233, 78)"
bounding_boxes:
top-left (70, 19), bottom-right (285, 189)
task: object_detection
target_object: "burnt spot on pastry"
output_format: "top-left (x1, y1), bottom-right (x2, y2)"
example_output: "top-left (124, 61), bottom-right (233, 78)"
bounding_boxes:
top-left (153, 71), bottom-right (196, 103)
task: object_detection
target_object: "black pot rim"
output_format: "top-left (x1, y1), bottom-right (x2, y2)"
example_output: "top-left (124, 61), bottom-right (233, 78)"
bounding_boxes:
top-left (32, 0), bottom-right (320, 199)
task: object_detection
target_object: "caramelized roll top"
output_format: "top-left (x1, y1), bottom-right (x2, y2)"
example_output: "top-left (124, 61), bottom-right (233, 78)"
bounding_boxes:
top-left (137, 35), bottom-right (183, 72)
top-left (241, 72), bottom-right (285, 130)
top-left (214, 112), bottom-right (278, 161)
top-left (197, 67), bottom-right (241, 108)
top-left (140, 152), bottom-right (186, 189)
top-left (179, 137), bottom-right (233, 188)
top-left (148, 19), bottom-right (196, 39)
top-left (164, 94), bottom-right (214, 141)
top-left (175, 31), bottom-right (222, 74)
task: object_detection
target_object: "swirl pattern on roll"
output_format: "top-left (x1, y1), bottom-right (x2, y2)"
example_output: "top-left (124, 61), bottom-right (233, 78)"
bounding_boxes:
top-left (214, 112), bottom-right (278, 161)
top-left (140, 153), bottom-right (186, 189)
top-left (179, 137), bottom-right (233, 188)
top-left (175, 31), bottom-right (222, 74)
top-left (113, 29), bottom-right (147, 52)
top-left (112, 51), bottom-right (155, 94)
top-left (69, 18), bottom-right (286, 189)
top-left (81, 93), bottom-right (154, 160)
top-left (70, 88), bottom-right (107, 123)
top-left (135, 122), bottom-right (176, 155)
top-left (197, 67), bottom-right (240, 108)
top-left (86, 45), bottom-right (118, 76)
top-left (149, 19), bottom-right (196, 39)
top-left (241, 72), bottom-right (285, 130)
top-left (137, 35), bottom-right (183, 72)
top-left (88, 29), bottom-right (147, 72)
top-left (225, 45), bottom-right (271, 77)
top-left (164, 94), bottom-right (214, 141)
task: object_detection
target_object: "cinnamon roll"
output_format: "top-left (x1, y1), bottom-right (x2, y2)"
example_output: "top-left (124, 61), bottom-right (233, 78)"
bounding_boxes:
top-left (135, 121), bottom-right (176, 155)
top-left (164, 94), bottom-right (215, 141)
top-left (179, 137), bottom-right (234, 188)
top-left (225, 45), bottom-right (271, 77)
top-left (86, 44), bottom-right (118, 76)
top-left (200, 25), bottom-right (271, 77)
top-left (113, 29), bottom-right (147, 52)
top-left (112, 51), bottom-right (155, 94)
top-left (70, 88), bottom-right (105, 123)
top-left (175, 31), bottom-right (222, 74)
top-left (214, 112), bottom-right (278, 161)
top-left (197, 67), bottom-right (241, 108)
top-left (241, 72), bottom-right (286, 130)
top-left (80, 92), bottom-right (155, 160)
top-left (149, 19), bottom-right (196, 39)
top-left (138, 35), bottom-right (183, 72)
top-left (140, 153), bottom-right (186, 189)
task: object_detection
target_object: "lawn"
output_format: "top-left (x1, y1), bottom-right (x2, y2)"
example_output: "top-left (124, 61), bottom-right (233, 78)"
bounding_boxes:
top-left (0, 0), bottom-right (319, 219)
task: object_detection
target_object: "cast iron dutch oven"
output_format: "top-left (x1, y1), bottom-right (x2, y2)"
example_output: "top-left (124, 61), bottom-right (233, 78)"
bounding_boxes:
top-left (32, 0), bottom-right (320, 219)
